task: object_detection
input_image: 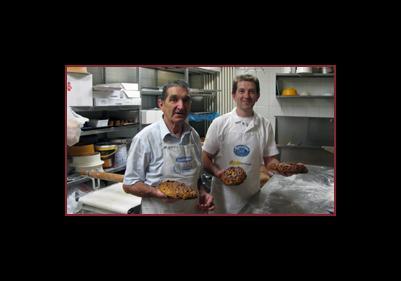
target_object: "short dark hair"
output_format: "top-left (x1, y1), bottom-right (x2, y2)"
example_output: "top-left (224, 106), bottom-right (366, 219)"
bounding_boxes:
top-left (232, 74), bottom-right (260, 95)
top-left (161, 80), bottom-right (190, 101)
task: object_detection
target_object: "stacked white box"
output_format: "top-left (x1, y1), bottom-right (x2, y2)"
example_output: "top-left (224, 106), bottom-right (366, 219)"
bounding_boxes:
top-left (67, 73), bottom-right (93, 106)
top-left (93, 83), bottom-right (141, 106)
top-left (141, 109), bottom-right (163, 124)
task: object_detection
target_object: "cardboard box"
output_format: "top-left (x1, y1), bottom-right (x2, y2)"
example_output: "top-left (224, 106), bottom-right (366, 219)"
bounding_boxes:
top-left (67, 73), bottom-right (93, 107)
top-left (93, 89), bottom-right (140, 99)
top-left (141, 109), bottom-right (163, 124)
top-left (93, 83), bottom-right (139, 91)
top-left (88, 119), bottom-right (109, 127)
top-left (93, 85), bottom-right (141, 106)
top-left (93, 90), bottom-right (122, 99)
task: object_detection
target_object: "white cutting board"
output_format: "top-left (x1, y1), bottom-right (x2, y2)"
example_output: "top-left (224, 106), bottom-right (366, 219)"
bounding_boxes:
top-left (78, 182), bottom-right (141, 214)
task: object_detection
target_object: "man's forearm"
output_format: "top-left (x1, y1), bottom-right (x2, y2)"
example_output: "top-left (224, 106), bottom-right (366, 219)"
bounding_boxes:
top-left (202, 152), bottom-right (220, 177)
top-left (264, 156), bottom-right (280, 170)
top-left (123, 182), bottom-right (159, 198)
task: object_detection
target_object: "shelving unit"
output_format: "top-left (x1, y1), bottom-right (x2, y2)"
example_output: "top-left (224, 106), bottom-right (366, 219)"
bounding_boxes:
top-left (68, 101), bottom-right (140, 192)
top-left (73, 105), bottom-right (139, 111)
top-left (273, 70), bottom-right (335, 167)
top-left (67, 67), bottom-right (221, 214)
top-left (72, 104), bottom-right (140, 132)
top-left (138, 67), bottom-right (219, 137)
top-left (275, 116), bottom-right (334, 167)
top-left (276, 73), bottom-right (334, 78)
top-left (276, 72), bottom-right (334, 98)
top-left (277, 144), bottom-right (326, 149)
top-left (67, 164), bottom-right (126, 187)
top-left (80, 124), bottom-right (139, 136)
top-left (276, 95), bottom-right (333, 99)
top-left (67, 67), bottom-right (220, 211)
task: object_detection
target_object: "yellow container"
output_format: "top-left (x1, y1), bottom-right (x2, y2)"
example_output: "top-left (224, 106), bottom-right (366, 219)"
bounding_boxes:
top-left (282, 88), bottom-right (298, 96)
top-left (95, 144), bottom-right (118, 160)
top-left (95, 144), bottom-right (118, 169)
top-left (68, 144), bottom-right (95, 156)
top-left (67, 66), bottom-right (88, 73)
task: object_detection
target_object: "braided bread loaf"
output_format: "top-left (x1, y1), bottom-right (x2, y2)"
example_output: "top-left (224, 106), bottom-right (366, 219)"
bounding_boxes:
top-left (158, 181), bottom-right (198, 200)
top-left (221, 166), bottom-right (247, 186)
top-left (269, 162), bottom-right (308, 174)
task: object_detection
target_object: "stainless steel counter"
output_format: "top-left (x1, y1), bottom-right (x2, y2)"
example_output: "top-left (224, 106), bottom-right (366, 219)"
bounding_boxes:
top-left (239, 165), bottom-right (334, 214)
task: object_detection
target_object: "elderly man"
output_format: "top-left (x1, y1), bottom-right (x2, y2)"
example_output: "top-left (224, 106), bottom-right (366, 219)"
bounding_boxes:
top-left (123, 80), bottom-right (214, 214)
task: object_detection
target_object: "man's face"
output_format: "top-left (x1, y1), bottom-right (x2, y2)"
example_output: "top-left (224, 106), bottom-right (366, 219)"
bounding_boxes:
top-left (233, 81), bottom-right (259, 110)
top-left (159, 86), bottom-right (191, 125)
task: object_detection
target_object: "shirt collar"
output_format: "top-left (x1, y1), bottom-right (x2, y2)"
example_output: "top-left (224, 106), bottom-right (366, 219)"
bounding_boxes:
top-left (230, 107), bottom-right (260, 128)
top-left (159, 118), bottom-right (191, 141)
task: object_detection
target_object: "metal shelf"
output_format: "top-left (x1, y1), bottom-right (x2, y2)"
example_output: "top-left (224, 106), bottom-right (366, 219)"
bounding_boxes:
top-left (142, 66), bottom-right (219, 75)
top-left (140, 88), bottom-right (220, 96)
top-left (72, 105), bottom-right (140, 112)
top-left (67, 165), bottom-right (126, 187)
top-left (187, 67), bottom-right (220, 74)
top-left (276, 73), bottom-right (334, 78)
top-left (67, 175), bottom-right (92, 187)
top-left (137, 67), bottom-right (218, 138)
top-left (80, 124), bottom-right (139, 136)
top-left (190, 89), bottom-right (220, 96)
top-left (277, 145), bottom-right (330, 149)
top-left (276, 95), bottom-right (334, 99)
top-left (140, 88), bottom-right (162, 96)
top-left (142, 66), bottom-right (186, 74)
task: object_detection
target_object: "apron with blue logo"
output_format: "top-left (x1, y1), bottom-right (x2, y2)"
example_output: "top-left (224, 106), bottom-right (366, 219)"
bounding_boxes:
top-left (141, 137), bottom-right (201, 214)
top-left (211, 120), bottom-right (262, 213)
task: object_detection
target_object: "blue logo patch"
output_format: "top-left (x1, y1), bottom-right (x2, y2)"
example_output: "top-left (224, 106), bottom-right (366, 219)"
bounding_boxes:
top-left (176, 156), bottom-right (192, 163)
top-left (233, 145), bottom-right (250, 157)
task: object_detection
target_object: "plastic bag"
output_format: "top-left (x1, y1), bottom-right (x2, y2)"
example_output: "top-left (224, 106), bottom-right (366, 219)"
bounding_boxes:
top-left (240, 165), bottom-right (334, 214)
top-left (66, 191), bottom-right (82, 214)
top-left (67, 107), bottom-right (89, 146)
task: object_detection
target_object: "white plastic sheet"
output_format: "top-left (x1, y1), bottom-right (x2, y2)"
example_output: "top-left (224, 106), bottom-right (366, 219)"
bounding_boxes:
top-left (240, 165), bottom-right (334, 214)
top-left (67, 106), bottom-right (88, 146)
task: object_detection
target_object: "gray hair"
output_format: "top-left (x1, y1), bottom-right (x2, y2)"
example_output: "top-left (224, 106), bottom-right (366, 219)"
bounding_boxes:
top-left (161, 80), bottom-right (190, 101)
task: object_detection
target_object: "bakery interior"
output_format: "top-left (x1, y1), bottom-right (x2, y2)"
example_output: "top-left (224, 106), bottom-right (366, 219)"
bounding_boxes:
top-left (66, 66), bottom-right (335, 215)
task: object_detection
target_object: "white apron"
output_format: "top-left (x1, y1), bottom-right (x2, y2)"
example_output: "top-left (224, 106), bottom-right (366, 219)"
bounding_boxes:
top-left (141, 138), bottom-right (201, 214)
top-left (211, 121), bottom-right (262, 213)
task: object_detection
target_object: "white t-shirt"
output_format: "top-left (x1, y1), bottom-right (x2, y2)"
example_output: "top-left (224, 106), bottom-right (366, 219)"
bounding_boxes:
top-left (237, 115), bottom-right (253, 128)
top-left (203, 108), bottom-right (279, 161)
top-left (202, 108), bottom-right (279, 213)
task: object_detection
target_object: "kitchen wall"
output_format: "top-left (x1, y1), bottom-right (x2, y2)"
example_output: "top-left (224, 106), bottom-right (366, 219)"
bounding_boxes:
top-left (235, 67), bottom-right (335, 134)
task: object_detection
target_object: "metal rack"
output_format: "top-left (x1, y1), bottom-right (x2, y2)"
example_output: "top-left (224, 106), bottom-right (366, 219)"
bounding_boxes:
top-left (140, 88), bottom-right (219, 96)
top-left (276, 95), bottom-right (334, 99)
top-left (276, 73), bottom-right (334, 98)
top-left (67, 165), bottom-right (126, 187)
top-left (275, 116), bottom-right (334, 167)
top-left (141, 66), bottom-right (220, 75)
top-left (138, 67), bottom-right (219, 137)
top-left (80, 124), bottom-right (139, 136)
top-left (72, 105), bottom-right (140, 112)
top-left (276, 73), bottom-right (334, 78)
top-left (68, 103), bottom-right (140, 190)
